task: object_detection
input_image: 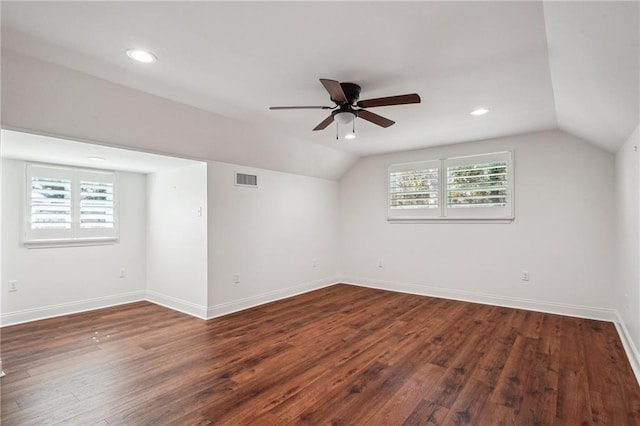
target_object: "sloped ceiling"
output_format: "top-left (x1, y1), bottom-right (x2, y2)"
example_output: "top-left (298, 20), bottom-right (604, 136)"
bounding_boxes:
top-left (1, 1), bottom-right (638, 176)
top-left (543, 1), bottom-right (639, 152)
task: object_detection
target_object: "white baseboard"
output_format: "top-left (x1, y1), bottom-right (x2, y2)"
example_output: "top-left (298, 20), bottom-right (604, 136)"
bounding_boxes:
top-left (0, 278), bottom-right (338, 326)
top-left (0, 291), bottom-right (146, 327)
top-left (206, 276), bottom-right (339, 319)
top-left (145, 290), bottom-right (208, 319)
top-left (614, 311), bottom-right (640, 385)
top-left (340, 277), bottom-right (617, 322)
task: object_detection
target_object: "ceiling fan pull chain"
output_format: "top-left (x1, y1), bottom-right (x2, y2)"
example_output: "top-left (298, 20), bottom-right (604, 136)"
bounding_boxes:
top-left (336, 120), bottom-right (339, 140)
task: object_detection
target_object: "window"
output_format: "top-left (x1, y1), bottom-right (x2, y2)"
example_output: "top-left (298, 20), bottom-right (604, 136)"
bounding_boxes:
top-left (388, 160), bottom-right (441, 219)
top-left (388, 151), bottom-right (513, 221)
top-left (25, 164), bottom-right (118, 244)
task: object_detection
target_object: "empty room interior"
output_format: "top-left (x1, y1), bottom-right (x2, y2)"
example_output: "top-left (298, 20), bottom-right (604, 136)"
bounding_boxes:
top-left (1, 1), bottom-right (639, 424)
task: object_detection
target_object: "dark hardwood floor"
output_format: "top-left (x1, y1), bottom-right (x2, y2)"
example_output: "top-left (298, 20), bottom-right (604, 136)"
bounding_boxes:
top-left (1, 284), bottom-right (639, 425)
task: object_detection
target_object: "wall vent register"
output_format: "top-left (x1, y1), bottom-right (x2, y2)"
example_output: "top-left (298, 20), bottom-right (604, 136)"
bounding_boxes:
top-left (235, 172), bottom-right (258, 187)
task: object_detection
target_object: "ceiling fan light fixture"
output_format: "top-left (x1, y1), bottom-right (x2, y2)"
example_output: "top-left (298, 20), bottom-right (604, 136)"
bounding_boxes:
top-left (334, 111), bottom-right (357, 140)
top-left (335, 111), bottom-right (355, 125)
top-left (126, 48), bottom-right (157, 63)
top-left (470, 108), bottom-right (489, 116)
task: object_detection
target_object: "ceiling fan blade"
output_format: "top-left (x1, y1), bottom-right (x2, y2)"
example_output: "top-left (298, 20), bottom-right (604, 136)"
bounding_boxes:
top-left (357, 93), bottom-right (421, 108)
top-left (320, 79), bottom-right (347, 104)
top-left (313, 114), bottom-right (335, 131)
top-left (269, 106), bottom-right (333, 110)
top-left (357, 110), bottom-right (395, 128)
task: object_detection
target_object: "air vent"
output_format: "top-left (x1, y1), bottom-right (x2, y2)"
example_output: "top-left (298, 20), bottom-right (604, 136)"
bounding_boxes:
top-left (235, 172), bottom-right (258, 187)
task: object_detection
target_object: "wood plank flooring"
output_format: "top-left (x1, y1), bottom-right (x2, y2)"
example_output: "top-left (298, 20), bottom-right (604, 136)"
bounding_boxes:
top-left (1, 284), bottom-right (639, 425)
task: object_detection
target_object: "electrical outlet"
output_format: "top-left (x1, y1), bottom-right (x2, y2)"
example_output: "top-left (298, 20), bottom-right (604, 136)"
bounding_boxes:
top-left (378, 259), bottom-right (383, 268)
top-left (8, 280), bottom-right (18, 292)
top-left (521, 271), bottom-right (530, 282)
top-left (119, 268), bottom-right (126, 278)
top-left (234, 273), bottom-right (240, 284)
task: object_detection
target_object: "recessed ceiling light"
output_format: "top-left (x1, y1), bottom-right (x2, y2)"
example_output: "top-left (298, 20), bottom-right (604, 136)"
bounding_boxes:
top-left (470, 108), bottom-right (489, 116)
top-left (345, 133), bottom-right (356, 140)
top-left (88, 157), bottom-right (106, 162)
top-left (126, 49), bottom-right (157, 63)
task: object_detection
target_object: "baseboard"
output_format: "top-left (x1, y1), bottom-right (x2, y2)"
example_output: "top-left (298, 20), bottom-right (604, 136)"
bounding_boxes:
top-left (0, 277), bottom-right (338, 326)
top-left (614, 311), bottom-right (640, 385)
top-left (340, 277), bottom-right (617, 322)
top-left (145, 290), bottom-right (208, 319)
top-left (0, 291), bottom-right (146, 327)
top-left (206, 276), bottom-right (339, 319)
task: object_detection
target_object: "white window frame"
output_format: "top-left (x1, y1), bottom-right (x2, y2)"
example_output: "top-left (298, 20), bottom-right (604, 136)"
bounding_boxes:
top-left (25, 163), bottom-right (119, 246)
top-left (388, 151), bottom-right (514, 223)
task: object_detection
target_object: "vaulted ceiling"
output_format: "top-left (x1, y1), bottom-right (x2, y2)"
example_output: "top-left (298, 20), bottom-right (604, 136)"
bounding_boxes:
top-left (1, 1), bottom-right (638, 173)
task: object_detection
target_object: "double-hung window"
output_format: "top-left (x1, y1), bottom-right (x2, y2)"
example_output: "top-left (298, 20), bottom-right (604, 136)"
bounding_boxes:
top-left (388, 151), bottom-right (513, 221)
top-left (25, 163), bottom-right (118, 244)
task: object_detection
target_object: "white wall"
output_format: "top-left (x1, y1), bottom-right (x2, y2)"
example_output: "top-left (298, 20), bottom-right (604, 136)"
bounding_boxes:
top-left (206, 161), bottom-right (340, 317)
top-left (146, 163), bottom-right (208, 318)
top-left (339, 130), bottom-right (616, 318)
top-left (1, 159), bottom-right (147, 325)
top-left (615, 125), bottom-right (640, 375)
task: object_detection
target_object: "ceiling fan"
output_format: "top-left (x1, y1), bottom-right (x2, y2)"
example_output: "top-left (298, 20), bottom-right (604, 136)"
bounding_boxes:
top-left (269, 79), bottom-right (421, 138)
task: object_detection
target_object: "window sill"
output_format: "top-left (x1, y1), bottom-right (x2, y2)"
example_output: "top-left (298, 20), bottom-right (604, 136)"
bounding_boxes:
top-left (24, 237), bottom-right (118, 249)
top-left (388, 217), bottom-right (514, 224)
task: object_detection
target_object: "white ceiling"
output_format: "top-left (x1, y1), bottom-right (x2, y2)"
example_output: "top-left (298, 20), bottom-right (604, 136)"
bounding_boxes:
top-left (1, 129), bottom-right (200, 174)
top-left (1, 1), bottom-right (638, 160)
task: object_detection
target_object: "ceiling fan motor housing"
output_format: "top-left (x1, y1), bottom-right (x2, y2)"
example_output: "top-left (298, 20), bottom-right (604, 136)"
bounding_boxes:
top-left (336, 82), bottom-right (361, 105)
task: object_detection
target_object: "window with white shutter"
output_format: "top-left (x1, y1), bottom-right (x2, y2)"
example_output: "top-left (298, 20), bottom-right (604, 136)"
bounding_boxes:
top-left (30, 176), bottom-right (72, 229)
top-left (388, 160), bottom-right (440, 219)
top-left (388, 151), bottom-right (513, 222)
top-left (444, 152), bottom-right (513, 219)
top-left (25, 164), bottom-right (118, 244)
top-left (80, 181), bottom-right (114, 228)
